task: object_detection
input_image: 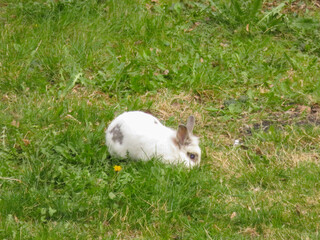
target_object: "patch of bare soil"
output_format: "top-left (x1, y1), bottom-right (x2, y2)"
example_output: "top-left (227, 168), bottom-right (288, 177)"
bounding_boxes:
top-left (242, 104), bottom-right (320, 135)
top-left (264, 0), bottom-right (320, 14)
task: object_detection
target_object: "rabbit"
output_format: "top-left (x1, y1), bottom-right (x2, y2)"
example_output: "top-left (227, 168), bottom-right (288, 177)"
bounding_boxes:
top-left (105, 111), bottom-right (201, 168)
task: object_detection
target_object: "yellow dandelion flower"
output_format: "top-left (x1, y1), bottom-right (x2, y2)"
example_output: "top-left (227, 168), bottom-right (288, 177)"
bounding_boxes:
top-left (113, 165), bottom-right (122, 172)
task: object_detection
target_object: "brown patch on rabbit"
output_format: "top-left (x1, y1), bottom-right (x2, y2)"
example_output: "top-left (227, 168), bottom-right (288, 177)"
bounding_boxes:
top-left (109, 124), bottom-right (124, 144)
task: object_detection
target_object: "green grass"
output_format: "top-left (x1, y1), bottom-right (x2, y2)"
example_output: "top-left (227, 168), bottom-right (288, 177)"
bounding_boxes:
top-left (1, 0), bottom-right (320, 238)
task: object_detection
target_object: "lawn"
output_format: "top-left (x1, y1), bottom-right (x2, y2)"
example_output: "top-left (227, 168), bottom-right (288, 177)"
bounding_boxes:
top-left (1, 0), bottom-right (320, 239)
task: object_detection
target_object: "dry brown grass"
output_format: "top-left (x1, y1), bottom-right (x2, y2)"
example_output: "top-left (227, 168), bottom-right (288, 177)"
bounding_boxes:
top-left (140, 89), bottom-right (205, 123)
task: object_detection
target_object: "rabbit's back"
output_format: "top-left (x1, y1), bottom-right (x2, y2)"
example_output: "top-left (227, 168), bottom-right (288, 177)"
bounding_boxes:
top-left (106, 111), bottom-right (174, 160)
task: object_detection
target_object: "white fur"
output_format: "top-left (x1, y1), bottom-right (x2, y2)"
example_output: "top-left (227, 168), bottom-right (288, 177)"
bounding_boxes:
top-left (105, 111), bottom-right (201, 168)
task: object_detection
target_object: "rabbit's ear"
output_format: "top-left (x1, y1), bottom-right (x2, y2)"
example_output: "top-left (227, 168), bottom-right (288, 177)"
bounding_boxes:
top-left (177, 125), bottom-right (189, 145)
top-left (186, 116), bottom-right (195, 133)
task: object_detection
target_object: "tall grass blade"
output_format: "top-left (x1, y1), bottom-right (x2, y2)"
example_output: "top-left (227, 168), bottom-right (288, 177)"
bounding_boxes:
top-left (250, 0), bottom-right (263, 19)
top-left (232, 0), bottom-right (243, 16)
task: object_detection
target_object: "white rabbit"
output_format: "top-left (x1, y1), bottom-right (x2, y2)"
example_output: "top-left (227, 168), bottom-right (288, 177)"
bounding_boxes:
top-left (105, 111), bottom-right (201, 168)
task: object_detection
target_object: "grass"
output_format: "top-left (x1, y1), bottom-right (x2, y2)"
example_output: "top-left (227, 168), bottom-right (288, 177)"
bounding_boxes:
top-left (1, 0), bottom-right (320, 238)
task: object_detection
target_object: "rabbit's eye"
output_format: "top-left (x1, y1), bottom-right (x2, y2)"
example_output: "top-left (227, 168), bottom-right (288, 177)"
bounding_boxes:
top-left (187, 152), bottom-right (198, 162)
top-left (187, 152), bottom-right (197, 160)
